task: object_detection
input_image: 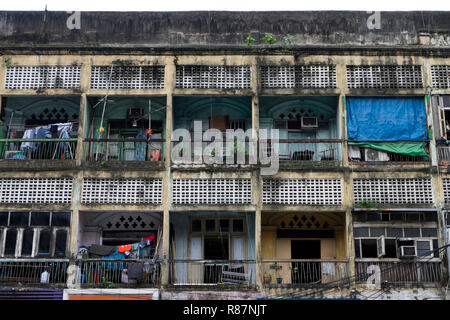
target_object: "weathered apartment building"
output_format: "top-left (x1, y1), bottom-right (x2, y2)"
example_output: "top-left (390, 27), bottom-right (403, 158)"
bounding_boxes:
top-left (0, 10), bottom-right (449, 300)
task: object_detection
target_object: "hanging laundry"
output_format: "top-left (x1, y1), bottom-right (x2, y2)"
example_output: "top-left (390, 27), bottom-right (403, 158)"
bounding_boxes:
top-left (135, 129), bottom-right (147, 161)
top-left (118, 244), bottom-right (132, 253)
top-left (128, 262), bottom-right (143, 282)
top-left (89, 244), bottom-right (116, 257)
top-left (143, 235), bottom-right (155, 242)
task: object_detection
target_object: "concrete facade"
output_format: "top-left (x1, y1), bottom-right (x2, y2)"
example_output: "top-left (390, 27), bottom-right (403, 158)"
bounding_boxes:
top-left (0, 11), bottom-right (449, 300)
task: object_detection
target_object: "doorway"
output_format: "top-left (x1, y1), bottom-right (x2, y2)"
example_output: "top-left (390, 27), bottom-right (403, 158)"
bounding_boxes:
top-left (291, 240), bottom-right (321, 284)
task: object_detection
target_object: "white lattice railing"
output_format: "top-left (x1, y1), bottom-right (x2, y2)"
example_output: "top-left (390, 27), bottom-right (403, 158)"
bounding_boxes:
top-left (353, 178), bottom-right (433, 204)
top-left (81, 178), bottom-right (162, 204)
top-left (90, 66), bottom-right (165, 89)
top-left (346, 65), bottom-right (423, 89)
top-left (175, 66), bottom-right (251, 89)
top-left (431, 65), bottom-right (450, 89)
top-left (4, 66), bottom-right (81, 89)
top-left (0, 178), bottom-right (73, 204)
top-left (260, 65), bottom-right (337, 89)
top-left (262, 178), bottom-right (342, 205)
top-left (172, 179), bottom-right (252, 205)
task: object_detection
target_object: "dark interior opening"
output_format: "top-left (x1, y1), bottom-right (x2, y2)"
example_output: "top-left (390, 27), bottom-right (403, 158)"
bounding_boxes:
top-left (290, 240), bottom-right (321, 284)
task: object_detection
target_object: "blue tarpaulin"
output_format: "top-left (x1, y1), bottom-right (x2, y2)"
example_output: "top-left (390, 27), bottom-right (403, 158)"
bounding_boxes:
top-left (346, 97), bottom-right (427, 142)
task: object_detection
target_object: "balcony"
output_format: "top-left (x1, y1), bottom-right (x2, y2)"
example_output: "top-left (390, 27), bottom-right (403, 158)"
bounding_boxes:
top-left (169, 260), bottom-right (257, 288)
top-left (261, 259), bottom-right (350, 288)
top-left (0, 259), bottom-right (70, 287)
top-left (82, 138), bottom-right (165, 169)
top-left (0, 138), bottom-right (78, 170)
top-left (263, 139), bottom-right (342, 168)
top-left (72, 259), bottom-right (161, 288)
top-left (355, 260), bottom-right (442, 287)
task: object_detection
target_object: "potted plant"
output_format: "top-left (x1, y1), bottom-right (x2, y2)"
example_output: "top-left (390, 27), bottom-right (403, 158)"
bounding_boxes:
top-left (269, 262), bottom-right (282, 284)
top-left (263, 273), bottom-right (272, 284)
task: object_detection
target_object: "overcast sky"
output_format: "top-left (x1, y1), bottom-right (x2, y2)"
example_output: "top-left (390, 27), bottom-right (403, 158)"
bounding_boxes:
top-left (0, 0), bottom-right (449, 11)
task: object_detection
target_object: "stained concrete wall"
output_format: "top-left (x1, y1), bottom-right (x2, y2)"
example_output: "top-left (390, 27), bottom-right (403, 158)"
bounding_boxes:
top-left (0, 11), bottom-right (450, 51)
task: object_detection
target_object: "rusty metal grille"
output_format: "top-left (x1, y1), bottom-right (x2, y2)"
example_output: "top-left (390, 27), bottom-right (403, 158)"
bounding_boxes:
top-left (346, 65), bottom-right (423, 89)
top-left (90, 66), bottom-right (165, 89)
top-left (353, 178), bottom-right (433, 204)
top-left (4, 66), bottom-right (81, 89)
top-left (172, 179), bottom-right (252, 204)
top-left (262, 179), bottom-right (342, 205)
top-left (81, 178), bottom-right (162, 204)
top-left (260, 65), bottom-right (337, 89)
top-left (175, 66), bottom-right (251, 89)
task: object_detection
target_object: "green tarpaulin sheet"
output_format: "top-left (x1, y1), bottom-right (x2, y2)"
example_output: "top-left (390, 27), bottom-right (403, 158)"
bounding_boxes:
top-left (348, 141), bottom-right (429, 159)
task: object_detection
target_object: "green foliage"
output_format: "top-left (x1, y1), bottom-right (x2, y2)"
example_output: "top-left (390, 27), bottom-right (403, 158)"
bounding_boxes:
top-left (3, 56), bottom-right (12, 67)
top-left (353, 199), bottom-right (378, 209)
top-left (244, 36), bottom-right (256, 46)
top-left (261, 34), bottom-right (277, 45)
top-left (282, 35), bottom-right (294, 45)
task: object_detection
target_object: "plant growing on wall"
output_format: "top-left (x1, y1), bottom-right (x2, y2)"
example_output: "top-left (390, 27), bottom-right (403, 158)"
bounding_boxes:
top-left (353, 199), bottom-right (378, 209)
top-left (245, 36), bottom-right (256, 46)
top-left (261, 34), bottom-right (278, 45)
top-left (3, 56), bottom-right (12, 67)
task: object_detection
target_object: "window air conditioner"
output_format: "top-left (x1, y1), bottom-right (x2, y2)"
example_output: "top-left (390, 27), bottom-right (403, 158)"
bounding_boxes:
top-left (364, 149), bottom-right (389, 162)
top-left (399, 246), bottom-right (417, 258)
top-left (301, 117), bottom-right (318, 129)
top-left (127, 107), bottom-right (144, 120)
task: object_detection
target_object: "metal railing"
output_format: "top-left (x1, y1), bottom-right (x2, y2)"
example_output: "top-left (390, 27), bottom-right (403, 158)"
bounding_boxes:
top-left (169, 259), bottom-right (256, 285)
top-left (0, 259), bottom-right (70, 285)
top-left (83, 138), bottom-right (164, 162)
top-left (355, 260), bottom-right (442, 286)
top-left (73, 259), bottom-right (161, 288)
top-left (350, 146), bottom-right (429, 163)
top-left (437, 145), bottom-right (450, 162)
top-left (262, 139), bottom-right (342, 162)
top-left (0, 139), bottom-right (77, 160)
top-left (262, 259), bottom-right (350, 286)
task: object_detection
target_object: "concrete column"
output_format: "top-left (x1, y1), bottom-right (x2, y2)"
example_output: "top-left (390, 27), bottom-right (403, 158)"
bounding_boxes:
top-left (422, 59), bottom-right (438, 167)
top-left (432, 173), bottom-right (449, 283)
top-left (336, 63), bottom-right (349, 167)
top-left (66, 171), bottom-right (83, 288)
top-left (161, 59), bottom-right (175, 286)
top-left (336, 61), bottom-right (355, 287)
top-left (76, 94), bottom-right (87, 165)
top-left (251, 59), bottom-right (263, 288)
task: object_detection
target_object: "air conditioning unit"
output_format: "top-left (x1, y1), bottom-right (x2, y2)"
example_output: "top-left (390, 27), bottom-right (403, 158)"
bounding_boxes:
top-left (127, 107), bottom-right (144, 120)
top-left (399, 246), bottom-right (417, 258)
top-left (364, 148), bottom-right (389, 162)
top-left (301, 117), bottom-right (318, 129)
top-left (274, 120), bottom-right (287, 130)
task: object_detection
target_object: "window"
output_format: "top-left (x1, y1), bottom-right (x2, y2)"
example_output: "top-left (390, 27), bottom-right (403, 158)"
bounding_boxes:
top-left (191, 219), bottom-right (202, 232)
top-left (38, 229), bottom-right (51, 256)
top-left (31, 212), bottom-right (50, 226)
top-left (361, 239), bottom-right (378, 258)
top-left (9, 212), bottom-right (29, 227)
top-left (189, 216), bottom-right (247, 259)
top-left (21, 229), bottom-right (34, 256)
top-left (0, 211), bottom-right (70, 257)
top-left (233, 219), bottom-right (244, 232)
top-left (4, 229), bottom-right (17, 256)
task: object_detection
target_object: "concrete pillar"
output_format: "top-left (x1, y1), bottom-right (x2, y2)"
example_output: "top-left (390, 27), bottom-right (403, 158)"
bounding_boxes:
top-left (161, 59), bottom-right (175, 286)
top-left (76, 94), bottom-right (87, 165)
top-left (66, 171), bottom-right (83, 288)
top-left (251, 58), bottom-right (263, 288)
